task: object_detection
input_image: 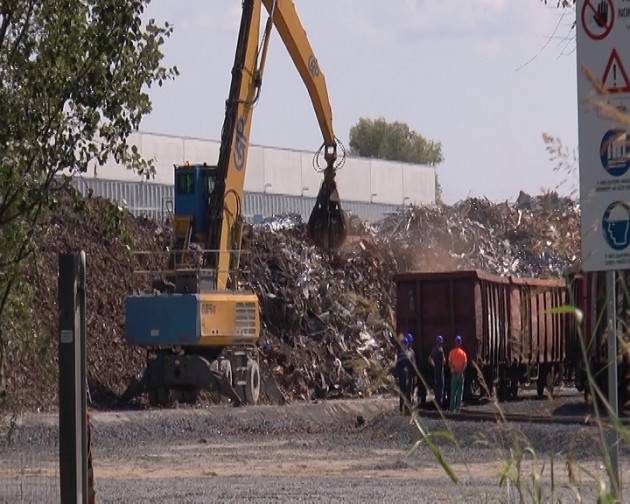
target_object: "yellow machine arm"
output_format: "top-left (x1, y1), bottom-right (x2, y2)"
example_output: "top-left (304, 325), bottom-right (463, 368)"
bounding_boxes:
top-left (208, 0), bottom-right (346, 290)
top-left (260, 0), bottom-right (336, 149)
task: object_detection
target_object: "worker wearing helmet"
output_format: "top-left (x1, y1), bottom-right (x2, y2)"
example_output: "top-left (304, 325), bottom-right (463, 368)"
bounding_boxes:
top-left (428, 335), bottom-right (446, 408)
top-left (448, 335), bottom-right (467, 413)
top-left (395, 333), bottom-right (416, 415)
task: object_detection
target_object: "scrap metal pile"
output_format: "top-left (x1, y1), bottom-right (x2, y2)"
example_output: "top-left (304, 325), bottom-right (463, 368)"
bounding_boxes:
top-left (1, 190), bottom-right (580, 410)
top-left (3, 193), bottom-right (164, 411)
top-left (241, 192), bottom-right (580, 401)
top-left (241, 224), bottom-right (398, 401)
top-left (379, 192), bottom-right (580, 277)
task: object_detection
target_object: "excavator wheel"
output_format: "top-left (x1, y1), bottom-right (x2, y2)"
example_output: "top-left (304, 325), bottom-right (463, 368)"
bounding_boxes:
top-left (148, 386), bottom-right (170, 407)
top-left (244, 359), bottom-right (261, 405)
top-left (220, 359), bottom-right (233, 389)
top-left (180, 387), bottom-right (200, 405)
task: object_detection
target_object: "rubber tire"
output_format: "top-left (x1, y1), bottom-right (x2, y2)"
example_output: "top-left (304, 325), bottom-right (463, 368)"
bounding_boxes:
top-left (181, 388), bottom-right (199, 405)
top-left (220, 359), bottom-right (233, 387)
top-left (148, 388), bottom-right (158, 407)
top-left (244, 359), bottom-right (260, 405)
top-left (149, 386), bottom-right (170, 407)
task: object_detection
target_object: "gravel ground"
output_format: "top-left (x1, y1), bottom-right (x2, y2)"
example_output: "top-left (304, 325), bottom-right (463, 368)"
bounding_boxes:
top-left (0, 397), bottom-right (625, 503)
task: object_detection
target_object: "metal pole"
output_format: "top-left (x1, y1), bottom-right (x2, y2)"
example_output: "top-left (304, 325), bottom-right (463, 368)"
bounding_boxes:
top-left (59, 253), bottom-right (88, 504)
top-left (606, 269), bottom-right (620, 495)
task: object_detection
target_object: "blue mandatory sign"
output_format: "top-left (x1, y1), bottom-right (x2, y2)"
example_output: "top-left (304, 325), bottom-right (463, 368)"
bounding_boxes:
top-left (602, 201), bottom-right (630, 251)
top-left (600, 129), bottom-right (630, 177)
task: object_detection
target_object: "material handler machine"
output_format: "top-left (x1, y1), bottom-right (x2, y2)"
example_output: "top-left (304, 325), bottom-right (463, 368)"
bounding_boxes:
top-left (125, 0), bottom-right (345, 406)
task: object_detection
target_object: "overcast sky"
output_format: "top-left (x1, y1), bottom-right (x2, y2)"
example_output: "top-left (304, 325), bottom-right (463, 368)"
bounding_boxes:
top-left (141, 1), bottom-right (579, 203)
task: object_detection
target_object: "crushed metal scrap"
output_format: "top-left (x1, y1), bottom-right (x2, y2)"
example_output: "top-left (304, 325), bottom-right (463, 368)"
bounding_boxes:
top-left (379, 192), bottom-right (579, 277)
top-left (240, 191), bottom-right (579, 402)
top-left (241, 222), bottom-right (398, 402)
top-left (1, 191), bottom-right (580, 411)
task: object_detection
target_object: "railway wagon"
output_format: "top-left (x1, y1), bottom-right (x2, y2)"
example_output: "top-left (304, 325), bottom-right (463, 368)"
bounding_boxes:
top-left (566, 270), bottom-right (630, 408)
top-left (394, 270), bottom-right (567, 403)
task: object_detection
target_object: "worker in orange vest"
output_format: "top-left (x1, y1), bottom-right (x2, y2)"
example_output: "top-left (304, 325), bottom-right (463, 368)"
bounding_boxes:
top-left (448, 335), bottom-right (467, 413)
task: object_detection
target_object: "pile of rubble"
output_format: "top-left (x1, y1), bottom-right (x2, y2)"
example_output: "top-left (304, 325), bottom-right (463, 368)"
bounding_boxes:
top-left (242, 192), bottom-right (580, 401)
top-left (241, 225), bottom-right (397, 401)
top-left (379, 192), bottom-right (580, 277)
top-left (2, 192), bottom-right (166, 411)
top-left (1, 190), bottom-right (581, 411)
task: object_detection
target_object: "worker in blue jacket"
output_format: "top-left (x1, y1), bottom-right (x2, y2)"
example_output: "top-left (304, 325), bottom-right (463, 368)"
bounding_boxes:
top-left (395, 333), bottom-right (416, 415)
top-left (429, 335), bottom-right (446, 408)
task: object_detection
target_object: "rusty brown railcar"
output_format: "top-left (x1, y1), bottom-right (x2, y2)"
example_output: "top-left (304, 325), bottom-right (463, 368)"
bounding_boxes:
top-left (394, 270), bottom-right (567, 402)
top-left (566, 270), bottom-right (630, 409)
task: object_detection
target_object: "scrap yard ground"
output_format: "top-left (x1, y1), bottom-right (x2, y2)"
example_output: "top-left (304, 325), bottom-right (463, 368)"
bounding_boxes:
top-left (2, 191), bottom-right (579, 412)
top-left (0, 398), bottom-right (618, 503)
top-left (0, 192), bottom-right (596, 502)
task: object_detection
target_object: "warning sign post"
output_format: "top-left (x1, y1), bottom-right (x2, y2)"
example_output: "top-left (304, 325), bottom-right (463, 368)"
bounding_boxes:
top-left (577, 1), bottom-right (630, 497)
top-left (578, 0), bottom-right (630, 271)
top-left (581, 0), bottom-right (615, 40)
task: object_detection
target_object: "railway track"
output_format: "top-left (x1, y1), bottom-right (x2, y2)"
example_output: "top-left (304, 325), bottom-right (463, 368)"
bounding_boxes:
top-left (418, 408), bottom-right (624, 426)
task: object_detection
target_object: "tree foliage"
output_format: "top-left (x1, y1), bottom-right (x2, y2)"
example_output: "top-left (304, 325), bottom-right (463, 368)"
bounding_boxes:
top-left (541, 0), bottom-right (575, 6)
top-left (349, 118), bottom-right (443, 166)
top-left (0, 0), bottom-right (176, 391)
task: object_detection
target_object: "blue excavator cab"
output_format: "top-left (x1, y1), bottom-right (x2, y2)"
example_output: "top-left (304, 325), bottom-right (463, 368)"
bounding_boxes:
top-left (174, 164), bottom-right (218, 244)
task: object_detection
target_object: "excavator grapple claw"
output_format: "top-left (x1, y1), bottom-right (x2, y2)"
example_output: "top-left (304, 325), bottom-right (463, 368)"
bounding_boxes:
top-left (308, 166), bottom-right (347, 250)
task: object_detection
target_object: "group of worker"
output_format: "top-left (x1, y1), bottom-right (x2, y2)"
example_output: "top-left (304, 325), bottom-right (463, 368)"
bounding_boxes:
top-left (394, 333), bottom-right (468, 414)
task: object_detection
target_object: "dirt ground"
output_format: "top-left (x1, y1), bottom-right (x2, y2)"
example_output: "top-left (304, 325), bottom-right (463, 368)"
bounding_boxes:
top-left (0, 397), bottom-right (624, 503)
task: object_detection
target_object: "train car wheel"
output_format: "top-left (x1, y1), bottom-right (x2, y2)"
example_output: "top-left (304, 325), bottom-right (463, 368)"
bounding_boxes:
top-left (469, 377), bottom-right (481, 400)
top-left (510, 377), bottom-right (519, 400)
top-left (497, 380), bottom-right (510, 401)
top-left (536, 374), bottom-right (545, 399)
top-left (545, 367), bottom-right (555, 398)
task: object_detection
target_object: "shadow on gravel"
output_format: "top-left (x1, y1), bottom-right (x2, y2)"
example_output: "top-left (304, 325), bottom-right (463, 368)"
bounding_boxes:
top-left (88, 381), bottom-right (144, 411)
top-left (552, 401), bottom-right (589, 417)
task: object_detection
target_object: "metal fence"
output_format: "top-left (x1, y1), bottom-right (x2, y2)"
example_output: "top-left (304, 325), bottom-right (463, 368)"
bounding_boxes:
top-left (73, 177), bottom-right (402, 223)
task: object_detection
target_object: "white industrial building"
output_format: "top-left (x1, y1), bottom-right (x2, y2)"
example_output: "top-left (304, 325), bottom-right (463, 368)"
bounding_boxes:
top-left (74, 131), bottom-right (437, 222)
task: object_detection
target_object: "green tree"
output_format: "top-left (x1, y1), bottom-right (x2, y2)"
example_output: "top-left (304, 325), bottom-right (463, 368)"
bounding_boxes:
top-left (0, 0), bottom-right (176, 394)
top-left (349, 117), bottom-right (443, 166)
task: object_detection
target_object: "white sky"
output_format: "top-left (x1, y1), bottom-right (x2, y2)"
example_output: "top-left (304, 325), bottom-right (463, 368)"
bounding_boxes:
top-left (141, 1), bottom-right (579, 203)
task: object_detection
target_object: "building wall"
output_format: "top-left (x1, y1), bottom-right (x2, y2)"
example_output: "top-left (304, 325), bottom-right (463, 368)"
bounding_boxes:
top-left (78, 131), bottom-right (436, 222)
top-left (73, 177), bottom-right (402, 223)
top-left (88, 131), bottom-right (437, 207)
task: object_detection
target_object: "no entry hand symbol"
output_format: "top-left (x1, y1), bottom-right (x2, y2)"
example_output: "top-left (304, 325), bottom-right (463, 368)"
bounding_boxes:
top-left (582, 0), bottom-right (615, 40)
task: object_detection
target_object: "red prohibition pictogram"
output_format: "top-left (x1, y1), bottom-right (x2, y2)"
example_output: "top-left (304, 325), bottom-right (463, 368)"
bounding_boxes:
top-left (582, 0), bottom-right (615, 40)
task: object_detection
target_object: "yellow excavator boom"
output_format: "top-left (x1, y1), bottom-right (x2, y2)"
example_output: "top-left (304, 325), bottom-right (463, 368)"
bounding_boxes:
top-left (261, 0), bottom-right (336, 147)
top-left (210, 0), bottom-right (346, 290)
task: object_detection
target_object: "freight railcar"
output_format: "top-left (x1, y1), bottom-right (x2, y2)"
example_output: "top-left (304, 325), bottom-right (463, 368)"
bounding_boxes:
top-left (566, 270), bottom-right (630, 409)
top-left (394, 270), bottom-right (567, 403)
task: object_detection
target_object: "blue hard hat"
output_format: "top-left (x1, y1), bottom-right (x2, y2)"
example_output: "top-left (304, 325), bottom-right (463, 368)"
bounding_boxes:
top-left (455, 335), bottom-right (463, 345)
top-left (436, 335), bottom-right (444, 345)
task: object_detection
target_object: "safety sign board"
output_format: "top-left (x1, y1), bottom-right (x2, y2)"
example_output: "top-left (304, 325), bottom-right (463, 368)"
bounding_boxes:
top-left (577, 0), bottom-right (630, 270)
top-left (602, 201), bottom-right (630, 250)
top-left (600, 129), bottom-right (630, 176)
top-left (582, 0), bottom-right (616, 40)
top-left (602, 49), bottom-right (630, 93)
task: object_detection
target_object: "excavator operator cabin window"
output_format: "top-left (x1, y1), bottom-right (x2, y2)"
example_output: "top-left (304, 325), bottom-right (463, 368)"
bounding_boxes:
top-left (176, 172), bottom-right (195, 195)
top-left (206, 174), bottom-right (216, 197)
